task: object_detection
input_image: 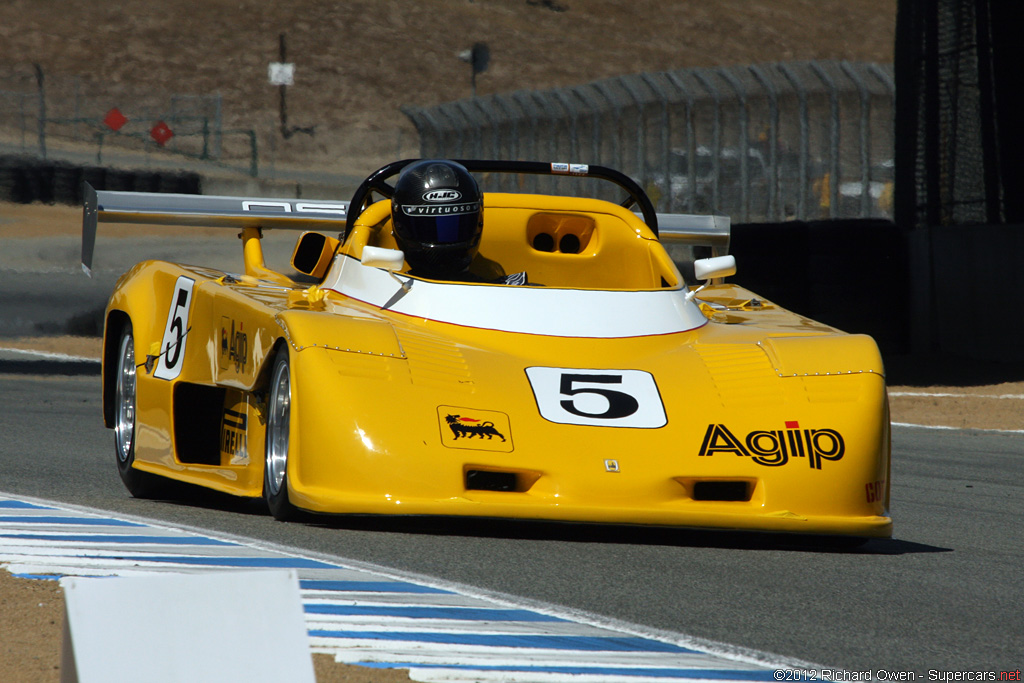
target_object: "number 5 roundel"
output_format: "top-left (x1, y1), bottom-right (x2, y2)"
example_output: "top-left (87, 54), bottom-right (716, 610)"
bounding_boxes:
top-left (525, 367), bottom-right (667, 428)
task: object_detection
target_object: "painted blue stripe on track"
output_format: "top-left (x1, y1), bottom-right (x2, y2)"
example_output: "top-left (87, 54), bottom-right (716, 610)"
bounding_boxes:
top-left (308, 630), bottom-right (699, 653)
top-left (300, 579), bottom-right (451, 594)
top-left (0, 516), bottom-right (144, 527)
top-left (13, 574), bottom-right (63, 581)
top-left (0, 501), bottom-right (52, 510)
top-left (121, 555), bottom-right (338, 569)
top-left (0, 533), bottom-right (236, 546)
top-left (0, 497), bottom-right (789, 680)
top-left (304, 604), bottom-right (565, 622)
top-left (360, 662), bottom-right (777, 680)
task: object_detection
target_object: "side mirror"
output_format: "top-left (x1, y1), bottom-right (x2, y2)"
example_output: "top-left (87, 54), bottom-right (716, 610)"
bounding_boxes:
top-left (693, 254), bottom-right (736, 281)
top-left (291, 232), bottom-right (340, 279)
top-left (361, 246), bottom-right (406, 271)
top-left (686, 254), bottom-right (737, 303)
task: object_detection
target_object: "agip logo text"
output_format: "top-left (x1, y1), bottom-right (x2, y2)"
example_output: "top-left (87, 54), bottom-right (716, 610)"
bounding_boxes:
top-left (698, 421), bottom-right (845, 469)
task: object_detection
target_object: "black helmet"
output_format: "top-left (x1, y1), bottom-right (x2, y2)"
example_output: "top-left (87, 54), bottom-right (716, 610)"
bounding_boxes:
top-left (391, 160), bottom-right (483, 278)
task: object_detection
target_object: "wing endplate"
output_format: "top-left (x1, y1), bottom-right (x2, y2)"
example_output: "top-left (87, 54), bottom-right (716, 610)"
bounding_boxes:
top-left (80, 182), bottom-right (349, 275)
top-left (655, 213), bottom-right (731, 256)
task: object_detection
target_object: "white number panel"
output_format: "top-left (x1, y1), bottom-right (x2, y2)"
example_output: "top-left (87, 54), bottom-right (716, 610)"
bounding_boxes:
top-left (525, 367), bottom-right (667, 429)
top-left (154, 276), bottom-right (195, 381)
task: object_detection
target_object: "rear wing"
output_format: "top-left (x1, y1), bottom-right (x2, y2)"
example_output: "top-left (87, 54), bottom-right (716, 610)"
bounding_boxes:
top-left (654, 213), bottom-right (730, 257)
top-left (81, 183), bottom-right (731, 275)
top-left (81, 183), bottom-right (349, 276)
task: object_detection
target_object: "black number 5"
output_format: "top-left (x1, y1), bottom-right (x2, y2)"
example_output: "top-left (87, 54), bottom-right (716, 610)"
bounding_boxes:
top-left (559, 374), bottom-right (639, 419)
top-left (164, 289), bottom-right (189, 369)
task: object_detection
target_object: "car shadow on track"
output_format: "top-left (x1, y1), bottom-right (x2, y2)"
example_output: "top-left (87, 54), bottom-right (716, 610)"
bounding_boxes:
top-left (310, 515), bottom-right (949, 555)
top-left (142, 481), bottom-right (949, 556)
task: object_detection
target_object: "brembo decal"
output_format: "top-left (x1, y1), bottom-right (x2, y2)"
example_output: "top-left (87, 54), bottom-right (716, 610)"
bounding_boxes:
top-left (698, 421), bottom-right (845, 469)
top-left (154, 276), bottom-right (194, 381)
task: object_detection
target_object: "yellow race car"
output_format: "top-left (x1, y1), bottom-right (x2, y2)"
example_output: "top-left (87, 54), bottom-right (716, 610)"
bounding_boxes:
top-left (84, 159), bottom-right (891, 539)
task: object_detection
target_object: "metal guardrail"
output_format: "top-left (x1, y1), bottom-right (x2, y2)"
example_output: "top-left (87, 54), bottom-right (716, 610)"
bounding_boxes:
top-left (403, 61), bottom-right (896, 223)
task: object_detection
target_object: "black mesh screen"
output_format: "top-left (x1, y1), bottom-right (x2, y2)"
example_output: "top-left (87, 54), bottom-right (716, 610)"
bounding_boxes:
top-left (895, 0), bottom-right (1024, 228)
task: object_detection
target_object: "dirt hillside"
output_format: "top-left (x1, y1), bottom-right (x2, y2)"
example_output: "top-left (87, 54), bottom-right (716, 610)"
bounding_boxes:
top-left (0, 0), bottom-right (896, 175)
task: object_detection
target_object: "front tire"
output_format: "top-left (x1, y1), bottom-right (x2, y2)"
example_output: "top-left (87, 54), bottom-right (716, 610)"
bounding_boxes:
top-left (113, 323), bottom-right (166, 498)
top-left (264, 351), bottom-right (300, 521)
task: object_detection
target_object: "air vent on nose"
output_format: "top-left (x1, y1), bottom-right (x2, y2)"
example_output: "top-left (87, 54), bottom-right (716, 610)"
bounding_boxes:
top-left (691, 481), bottom-right (753, 502)
top-left (465, 470), bottom-right (517, 492)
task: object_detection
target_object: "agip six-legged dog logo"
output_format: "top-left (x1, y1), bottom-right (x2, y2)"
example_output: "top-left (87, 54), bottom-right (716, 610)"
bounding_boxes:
top-left (446, 414), bottom-right (506, 442)
top-left (437, 406), bottom-right (514, 452)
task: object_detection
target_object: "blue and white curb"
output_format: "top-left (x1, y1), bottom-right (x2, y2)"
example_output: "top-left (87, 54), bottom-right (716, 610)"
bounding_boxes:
top-left (0, 495), bottom-right (815, 682)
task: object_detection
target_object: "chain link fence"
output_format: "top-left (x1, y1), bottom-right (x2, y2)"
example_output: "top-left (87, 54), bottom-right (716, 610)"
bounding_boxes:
top-left (403, 60), bottom-right (895, 223)
top-left (0, 67), bottom-right (261, 177)
top-left (0, 61), bottom-right (897, 211)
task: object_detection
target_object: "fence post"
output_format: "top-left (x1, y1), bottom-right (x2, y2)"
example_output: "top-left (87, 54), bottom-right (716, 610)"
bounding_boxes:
top-left (420, 109), bottom-right (446, 158)
top-left (592, 81), bottom-right (623, 174)
top-left (532, 90), bottom-right (565, 193)
top-left (429, 104), bottom-right (459, 158)
top-left (213, 94), bottom-right (223, 159)
top-left (492, 94), bottom-right (521, 162)
top-left (618, 76), bottom-right (649, 189)
top-left (169, 95), bottom-right (180, 153)
top-left (665, 71), bottom-right (699, 214)
top-left (640, 73), bottom-right (673, 213)
top-left (553, 88), bottom-right (581, 163)
top-left (476, 99), bottom-right (502, 160)
top-left (454, 99), bottom-right (483, 158)
top-left (473, 97), bottom-right (505, 189)
top-left (810, 61), bottom-right (841, 219)
top-left (779, 63), bottom-right (811, 221)
top-left (693, 69), bottom-right (723, 213)
top-left (34, 64), bottom-right (46, 159)
top-left (572, 85), bottom-right (607, 198)
top-left (749, 65), bottom-right (781, 222)
top-left (868, 64), bottom-right (896, 98)
top-left (511, 91), bottom-right (542, 193)
top-left (719, 67), bottom-right (751, 223)
top-left (841, 61), bottom-right (873, 217)
top-left (19, 93), bottom-right (28, 151)
top-left (434, 104), bottom-right (466, 158)
top-left (248, 130), bottom-right (259, 177)
top-left (201, 118), bottom-right (210, 160)
top-left (73, 77), bottom-right (82, 142)
top-left (869, 63), bottom-right (897, 213)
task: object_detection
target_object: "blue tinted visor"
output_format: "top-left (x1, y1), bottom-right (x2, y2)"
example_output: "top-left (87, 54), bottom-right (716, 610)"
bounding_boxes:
top-left (399, 202), bottom-right (481, 245)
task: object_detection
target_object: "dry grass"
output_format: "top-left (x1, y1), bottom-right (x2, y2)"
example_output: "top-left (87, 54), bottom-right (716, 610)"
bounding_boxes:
top-left (0, 0), bottom-right (895, 175)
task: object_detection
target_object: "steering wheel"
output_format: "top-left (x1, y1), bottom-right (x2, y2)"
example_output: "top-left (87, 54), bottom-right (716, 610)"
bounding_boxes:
top-left (343, 159), bottom-right (416, 239)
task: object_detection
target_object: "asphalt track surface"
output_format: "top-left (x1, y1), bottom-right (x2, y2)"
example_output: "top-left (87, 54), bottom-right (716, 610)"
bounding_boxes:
top-left (0, 370), bottom-right (1020, 673)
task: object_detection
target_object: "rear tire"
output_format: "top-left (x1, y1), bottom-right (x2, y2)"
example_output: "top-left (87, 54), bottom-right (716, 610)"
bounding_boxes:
top-left (263, 351), bottom-right (300, 521)
top-left (113, 323), bottom-right (167, 498)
